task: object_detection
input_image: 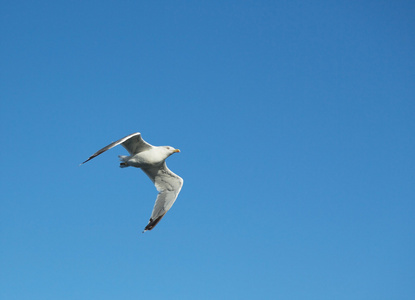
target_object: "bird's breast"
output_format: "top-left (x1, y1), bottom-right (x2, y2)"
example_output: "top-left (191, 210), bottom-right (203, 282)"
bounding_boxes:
top-left (128, 149), bottom-right (166, 167)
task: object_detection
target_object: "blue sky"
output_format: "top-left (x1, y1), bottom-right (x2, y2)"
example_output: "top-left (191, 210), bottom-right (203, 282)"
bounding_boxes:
top-left (1, 1), bottom-right (414, 299)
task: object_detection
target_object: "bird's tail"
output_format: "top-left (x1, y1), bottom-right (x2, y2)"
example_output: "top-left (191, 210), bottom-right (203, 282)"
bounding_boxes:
top-left (118, 155), bottom-right (128, 168)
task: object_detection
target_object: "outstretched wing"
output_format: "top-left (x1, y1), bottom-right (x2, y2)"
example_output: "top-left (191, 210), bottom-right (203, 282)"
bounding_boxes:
top-left (81, 132), bottom-right (153, 164)
top-left (142, 162), bottom-right (183, 231)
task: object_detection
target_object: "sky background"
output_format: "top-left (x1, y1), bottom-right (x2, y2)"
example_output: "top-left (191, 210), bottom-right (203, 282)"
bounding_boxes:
top-left (1, 1), bottom-right (414, 299)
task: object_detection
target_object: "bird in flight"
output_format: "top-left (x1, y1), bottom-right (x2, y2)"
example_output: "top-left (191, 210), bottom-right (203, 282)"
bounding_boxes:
top-left (81, 132), bottom-right (183, 232)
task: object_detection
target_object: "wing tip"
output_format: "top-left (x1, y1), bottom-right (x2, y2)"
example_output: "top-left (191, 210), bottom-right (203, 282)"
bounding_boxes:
top-left (80, 157), bottom-right (93, 165)
top-left (143, 214), bottom-right (166, 231)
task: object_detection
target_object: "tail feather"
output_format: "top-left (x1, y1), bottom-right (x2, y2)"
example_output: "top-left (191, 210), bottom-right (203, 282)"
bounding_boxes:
top-left (118, 155), bottom-right (129, 168)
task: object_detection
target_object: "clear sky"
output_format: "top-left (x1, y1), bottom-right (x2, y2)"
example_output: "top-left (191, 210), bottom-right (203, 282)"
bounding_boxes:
top-left (1, 1), bottom-right (414, 299)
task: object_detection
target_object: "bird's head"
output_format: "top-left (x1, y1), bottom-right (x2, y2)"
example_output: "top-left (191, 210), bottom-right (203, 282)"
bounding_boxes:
top-left (163, 146), bottom-right (180, 156)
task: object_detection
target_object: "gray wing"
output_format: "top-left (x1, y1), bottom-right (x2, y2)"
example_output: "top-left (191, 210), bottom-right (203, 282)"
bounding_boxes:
top-left (120, 133), bottom-right (153, 155)
top-left (81, 132), bottom-right (153, 164)
top-left (141, 162), bottom-right (183, 231)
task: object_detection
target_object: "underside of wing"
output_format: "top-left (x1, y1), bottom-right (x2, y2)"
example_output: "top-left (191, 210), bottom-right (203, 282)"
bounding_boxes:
top-left (142, 162), bottom-right (183, 231)
top-left (81, 132), bottom-right (150, 164)
top-left (121, 133), bottom-right (153, 155)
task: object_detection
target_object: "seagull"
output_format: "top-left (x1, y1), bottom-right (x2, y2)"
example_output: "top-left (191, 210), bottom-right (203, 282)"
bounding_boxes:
top-left (81, 132), bottom-right (183, 232)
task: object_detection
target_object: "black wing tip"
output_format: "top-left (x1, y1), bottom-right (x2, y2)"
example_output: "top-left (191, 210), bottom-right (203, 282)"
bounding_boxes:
top-left (143, 214), bottom-right (166, 231)
top-left (80, 156), bottom-right (93, 165)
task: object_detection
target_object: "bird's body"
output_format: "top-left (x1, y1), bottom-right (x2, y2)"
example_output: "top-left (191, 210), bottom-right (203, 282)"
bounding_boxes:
top-left (120, 146), bottom-right (174, 168)
top-left (81, 132), bottom-right (183, 232)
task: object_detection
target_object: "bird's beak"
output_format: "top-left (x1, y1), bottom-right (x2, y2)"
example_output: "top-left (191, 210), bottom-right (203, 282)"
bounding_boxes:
top-left (174, 149), bottom-right (180, 153)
